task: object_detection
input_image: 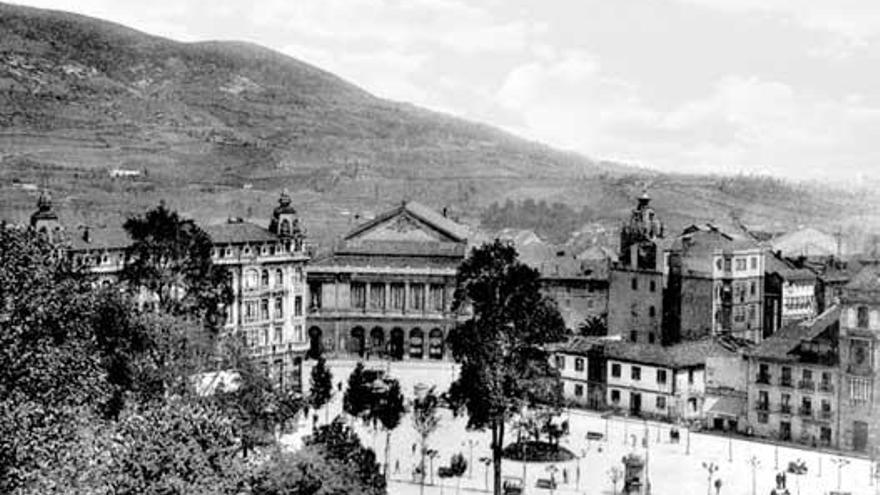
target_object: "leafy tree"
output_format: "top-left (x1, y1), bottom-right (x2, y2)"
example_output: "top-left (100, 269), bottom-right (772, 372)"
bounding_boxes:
top-left (251, 446), bottom-right (373, 495)
top-left (576, 314), bottom-right (607, 337)
top-left (369, 378), bottom-right (405, 482)
top-left (447, 240), bottom-right (566, 495)
top-left (447, 452), bottom-right (468, 495)
top-left (412, 388), bottom-right (441, 495)
top-left (121, 202), bottom-right (232, 329)
top-left (343, 362), bottom-right (372, 419)
top-left (309, 355), bottom-right (334, 423)
top-left (304, 419), bottom-right (386, 495)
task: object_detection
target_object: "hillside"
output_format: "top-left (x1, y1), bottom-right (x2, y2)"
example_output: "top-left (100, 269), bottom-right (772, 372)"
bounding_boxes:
top-left (1, 2), bottom-right (878, 250)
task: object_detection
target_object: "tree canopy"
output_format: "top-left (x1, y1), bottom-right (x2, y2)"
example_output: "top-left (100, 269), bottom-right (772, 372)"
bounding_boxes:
top-left (447, 240), bottom-right (565, 495)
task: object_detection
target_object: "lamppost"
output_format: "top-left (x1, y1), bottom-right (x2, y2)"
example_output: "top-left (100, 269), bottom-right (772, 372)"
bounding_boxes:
top-left (831, 457), bottom-right (850, 492)
top-left (727, 431), bottom-right (733, 463)
top-left (577, 448), bottom-right (586, 491)
top-left (643, 418), bottom-right (651, 495)
top-left (702, 461), bottom-right (719, 495)
top-left (748, 456), bottom-right (760, 495)
top-left (479, 457), bottom-right (491, 492)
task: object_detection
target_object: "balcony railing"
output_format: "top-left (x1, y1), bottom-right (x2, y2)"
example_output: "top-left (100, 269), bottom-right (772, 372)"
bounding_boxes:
top-left (756, 374), bottom-right (772, 385)
top-left (755, 402), bottom-right (770, 412)
top-left (818, 382), bottom-right (834, 393)
top-left (798, 408), bottom-right (813, 418)
top-left (780, 405), bottom-right (792, 414)
top-left (819, 410), bottom-right (833, 420)
top-left (780, 378), bottom-right (793, 388)
top-left (798, 380), bottom-right (815, 391)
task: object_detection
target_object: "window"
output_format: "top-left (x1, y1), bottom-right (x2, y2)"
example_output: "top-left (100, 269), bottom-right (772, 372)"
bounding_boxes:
top-left (820, 427), bottom-right (832, 444)
top-left (274, 326), bottom-right (283, 343)
top-left (750, 257), bottom-right (757, 269)
top-left (781, 367), bottom-right (792, 387)
top-left (736, 258), bottom-right (746, 271)
top-left (275, 268), bottom-right (283, 287)
top-left (724, 258), bottom-right (731, 271)
top-left (649, 306), bottom-right (656, 318)
top-left (294, 296), bottom-right (302, 316)
top-left (758, 363), bottom-right (770, 383)
top-left (631, 278), bottom-right (638, 290)
top-left (430, 284), bottom-right (445, 311)
top-left (758, 412), bottom-right (769, 424)
top-left (750, 282), bottom-right (756, 296)
top-left (555, 355), bottom-right (565, 370)
top-left (575, 358), bottom-right (584, 372)
top-left (369, 283), bottom-right (385, 310)
top-left (611, 363), bottom-right (621, 378)
top-left (244, 301), bottom-right (258, 323)
top-left (269, 244), bottom-right (276, 256)
top-left (715, 259), bottom-right (723, 270)
top-left (274, 297), bottom-right (283, 319)
top-left (293, 267), bottom-right (303, 284)
top-left (648, 333), bottom-right (656, 344)
top-left (781, 393), bottom-right (791, 413)
top-left (294, 325), bottom-right (303, 342)
top-left (857, 306), bottom-right (870, 328)
top-left (574, 384), bottom-right (584, 397)
top-left (631, 366), bottom-right (641, 381)
top-left (802, 369), bottom-right (812, 382)
top-left (391, 284), bottom-right (405, 310)
top-left (688, 369), bottom-right (694, 385)
top-left (260, 299), bottom-right (269, 320)
top-left (410, 284), bottom-right (424, 310)
top-left (801, 397), bottom-right (812, 415)
top-left (850, 376), bottom-right (871, 404)
top-left (309, 283), bottom-right (322, 309)
top-left (224, 246), bottom-right (232, 257)
top-left (351, 283), bottom-right (366, 309)
top-left (261, 269), bottom-right (269, 287)
top-left (262, 328), bottom-right (270, 346)
top-left (630, 330), bottom-right (638, 343)
top-left (611, 389), bottom-right (621, 403)
top-left (656, 369), bottom-right (667, 384)
top-left (245, 269), bottom-right (259, 289)
top-left (649, 280), bottom-right (656, 292)
top-left (758, 390), bottom-right (769, 409)
top-left (656, 396), bottom-right (666, 410)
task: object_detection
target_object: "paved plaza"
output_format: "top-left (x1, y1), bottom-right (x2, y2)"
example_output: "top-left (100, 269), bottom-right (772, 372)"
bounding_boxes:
top-left (283, 360), bottom-right (876, 495)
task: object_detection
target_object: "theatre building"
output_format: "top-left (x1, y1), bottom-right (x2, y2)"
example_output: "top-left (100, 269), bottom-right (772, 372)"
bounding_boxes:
top-left (305, 201), bottom-right (468, 361)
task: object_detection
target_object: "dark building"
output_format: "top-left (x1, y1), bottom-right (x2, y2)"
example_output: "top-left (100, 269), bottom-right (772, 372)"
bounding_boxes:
top-left (608, 192), bottom-right (665, 345)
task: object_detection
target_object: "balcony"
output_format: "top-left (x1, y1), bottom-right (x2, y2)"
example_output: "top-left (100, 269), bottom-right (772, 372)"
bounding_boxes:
top-left (756, 374), bottom-right (772, 385)
top-left (818, 382), bottom-right (834, 393)
top-left (779, 405), bottom-right (792, 415)
top-left (755, 402), bottom-right (770, 412)
top-left (798, 408), bottom-right (813, 419)
top-left (779, 378), bottom-right (794, 388)
top-left (819, 410), bottom-right (833, 420)
top-left (798, 380), bottom-right (815, 391)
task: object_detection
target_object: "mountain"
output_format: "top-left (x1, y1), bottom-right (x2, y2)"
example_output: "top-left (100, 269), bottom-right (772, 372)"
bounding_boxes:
top-left (1, 2), bottom-right (877, 250)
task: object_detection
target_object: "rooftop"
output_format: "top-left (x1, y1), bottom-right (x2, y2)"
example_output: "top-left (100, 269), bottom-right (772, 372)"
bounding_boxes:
top-left (602, 337), bottom-right (743, 369)
top-left (749, 305), bottom-right (840, 362)
top-left (69, 226), bottom-right (131, 251)
top-left (204, 221), bottom-right (279, 244)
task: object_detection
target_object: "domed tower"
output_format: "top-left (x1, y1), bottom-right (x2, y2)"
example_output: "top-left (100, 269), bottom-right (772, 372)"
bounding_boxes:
top-left (30, 192), bottom-right (62, 241)
top-left (269, 189), bottom-right (304, 249)
top-left (619, 190), bottom-right (664, 270)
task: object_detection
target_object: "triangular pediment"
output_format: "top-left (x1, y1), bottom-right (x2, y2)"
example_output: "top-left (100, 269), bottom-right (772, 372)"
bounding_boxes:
top-left (348, 210), bottom-right (452, 243)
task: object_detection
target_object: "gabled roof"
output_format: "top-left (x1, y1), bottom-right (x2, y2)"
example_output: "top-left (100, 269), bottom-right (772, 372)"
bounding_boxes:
top-left (765, 253), bottom-right (817, 282)
top-left (604, 338), bottom-right (741, 369)
top-left (204, 221), bottom-right (279, 244)
top-left (344, 200), bottom-right (468, 243)
top-left (749, 305), bottom-right (840, 362)
top-left (69, 227), bottom-right (131, 251)
top-left (845, 263), bottom-right (880, 292)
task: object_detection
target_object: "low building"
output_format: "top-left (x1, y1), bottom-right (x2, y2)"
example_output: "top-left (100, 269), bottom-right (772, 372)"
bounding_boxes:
top-left (745, 306), bottom-right (840, 448)
top-left (305, 201), bottom-right (467, 361)
top-left (703, 336), bottom-right (753, 432)
top-left (548, 336), bottom-right (607, 409)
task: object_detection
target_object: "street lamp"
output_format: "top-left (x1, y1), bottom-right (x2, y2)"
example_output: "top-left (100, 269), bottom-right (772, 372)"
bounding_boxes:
top-left (463, 439), bottom-right (476, 479)
top-left (748, 456), bottom-right (760, 495)
top-left (479, 456), bottom-right (491, 492)
top-left (702, 461), bottom-right (719, 495)
top-left (831, 457), bottom-right (850, 492)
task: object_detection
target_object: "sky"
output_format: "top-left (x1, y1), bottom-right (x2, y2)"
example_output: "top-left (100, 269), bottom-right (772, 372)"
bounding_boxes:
top-left (11, 0), bottom-right (880, 180)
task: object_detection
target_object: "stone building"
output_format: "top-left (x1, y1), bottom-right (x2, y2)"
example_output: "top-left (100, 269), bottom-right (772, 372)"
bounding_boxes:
top-left (305, 201), bottom-right (467, 361)
top-left (548, 336), bottom-right (607, 409)
top-left (30, 191), bottom-right (311, 391)
top-left (608, 193), bottom-right (665, 344)
top-left (837, 263), bottom-right (880, 453)
top-left (745, 307), bottom-right (839, 447)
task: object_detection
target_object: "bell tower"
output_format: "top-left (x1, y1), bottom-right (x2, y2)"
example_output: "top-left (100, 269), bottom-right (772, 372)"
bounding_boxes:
top-left (269, 189), bottom-right (304, 249)
top-left (30, 191), bottom-right (62, 241)
top-left (619, 190), bottom-right (664, 270)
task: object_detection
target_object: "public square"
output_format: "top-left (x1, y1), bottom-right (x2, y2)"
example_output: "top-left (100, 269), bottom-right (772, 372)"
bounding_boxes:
top-left (284, 360), bottom-right (876, 495)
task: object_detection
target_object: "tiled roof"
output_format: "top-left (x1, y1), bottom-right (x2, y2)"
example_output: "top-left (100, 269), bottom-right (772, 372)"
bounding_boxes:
top-left (309, 253), bottom-right (462, 270)
top-left (749, 305), bottom-right (839, 361)
top-left (604, 338), bottom-right (742, 369)
top-left (204, 221), bottom-right (279, 244)
top-left (765, 253), bottom-right (817, 282)
top-left (845, 263), bottom-right (880, 292)
top-left (69, 227), bottom-right (131, 251)
top-left (548, 335), bottom-right (607, 357)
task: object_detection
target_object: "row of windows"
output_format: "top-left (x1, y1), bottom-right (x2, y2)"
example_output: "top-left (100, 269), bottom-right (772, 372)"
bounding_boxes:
top-left (556, 355), bottom-right (585, 372)
top-left (214, 239), bottom-right (304, 259)
top-left (629, 331), bottom-right (657, 344)
top-left (311, 283), bottom-right (448, 312)
top-left (756, 364), bottom-right (833, 390)
top-left (246, 324), bottom-right (305, 347)
top-left (716, 256), bottom-right (759, 272)
top-left (243, 267), bottom-right (305, 290)
top-left (756, 390), bottom-right (832, 415)
top-left (242, 296), bottom-right (303, 323)
top-left (609, 363), bottom-right (691, 385)
top-left (608, 389), bottom-right (667, 410)
top-left (630, 278), bottom-right (657, 292)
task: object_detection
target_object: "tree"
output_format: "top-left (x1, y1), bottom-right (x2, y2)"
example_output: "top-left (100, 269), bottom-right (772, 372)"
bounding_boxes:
top-left (448, 452), bottom-right (468, 495)
top-left (309, 355), bottom-right (334, 423)
top-left (412, 388), bottom-right (442, 495)
top-left (786, 459), bottom-right (807, 495)
top-left (304, 419), bottom-right (386, 495)
top-left (370, 378), bottom-right (405, 482)
top-left (121, 202), bottom-right (232, 329)
top-left (576, 314), bottom-right (607, 337)
top-left (251, 446), bottom-right (375, 495)
top-left (446, 240), bottom-right (566, 495)
top-left (343, 362), bottom-right (372, 420)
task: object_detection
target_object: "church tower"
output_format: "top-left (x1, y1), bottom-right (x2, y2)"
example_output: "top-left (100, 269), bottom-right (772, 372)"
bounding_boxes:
top-left (269, 189), bottom-right (304, 250)
top-left (619, 190), bottom-right (664, 270)
top-left (30, 192), bottom-right (62, 241)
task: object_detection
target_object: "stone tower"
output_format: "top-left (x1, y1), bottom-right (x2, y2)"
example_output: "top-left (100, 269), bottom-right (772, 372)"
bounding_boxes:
top-left (269, 189), bottom-right (304, 249)
top-left (30, 192), bottom-right (62, 241)
top-left (619, 190), bottom-right (664, 270)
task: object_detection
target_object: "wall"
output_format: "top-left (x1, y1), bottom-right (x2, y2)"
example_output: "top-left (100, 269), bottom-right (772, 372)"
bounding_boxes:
top-left (608, 268), bottom-right (664, 344)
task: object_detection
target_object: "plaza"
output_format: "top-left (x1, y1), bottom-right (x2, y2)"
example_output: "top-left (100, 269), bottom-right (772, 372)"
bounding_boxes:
top-left (286, 360), bottom-right (876, 495)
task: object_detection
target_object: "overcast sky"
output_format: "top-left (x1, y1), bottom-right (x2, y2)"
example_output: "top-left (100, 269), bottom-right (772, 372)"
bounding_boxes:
top-left (13, 0), bottom-right (880, 179)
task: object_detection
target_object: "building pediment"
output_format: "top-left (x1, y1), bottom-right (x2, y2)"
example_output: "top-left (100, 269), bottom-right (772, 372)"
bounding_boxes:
top-left (344, 201), bottom-right (467, 245)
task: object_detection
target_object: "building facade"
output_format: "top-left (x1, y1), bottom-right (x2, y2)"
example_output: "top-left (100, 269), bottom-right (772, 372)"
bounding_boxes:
top-left (745, 307), bottom-right (839, 447)
top-left (305, 201), bottom-right (466, 361)
top-left (837, 264), bottom-right (880, 453)
top-left (31, 191), bottom-right (311, 391)
top-left (549, 337), bottom-right (606, 409)
top-left (608, 193), bottom-right (665, 344)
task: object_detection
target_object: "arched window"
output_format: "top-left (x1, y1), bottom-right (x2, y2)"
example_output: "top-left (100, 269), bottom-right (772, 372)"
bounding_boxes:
top-left (857, 306), bottom-right (870, 328)
top-left (275, 268), bottom-right (283, 287)
top-left (280, 219), bottom-right (291, 236)
top-left (244, 269), bottom-right (259, 289)
top-left (428, 328), bottom-right (444, 359)
top-left (261, 269), bottom-right (270, 287)
top-left (409, 328), bottom-right (424, 359)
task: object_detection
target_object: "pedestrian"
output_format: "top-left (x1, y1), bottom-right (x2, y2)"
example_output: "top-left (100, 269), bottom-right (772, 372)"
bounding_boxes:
top-left (395, 459), bottom-right (400, 473)
top-left (563, 468), bottom-right (568, 484)
top-left (412, 443), bottom-right (417, 455)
